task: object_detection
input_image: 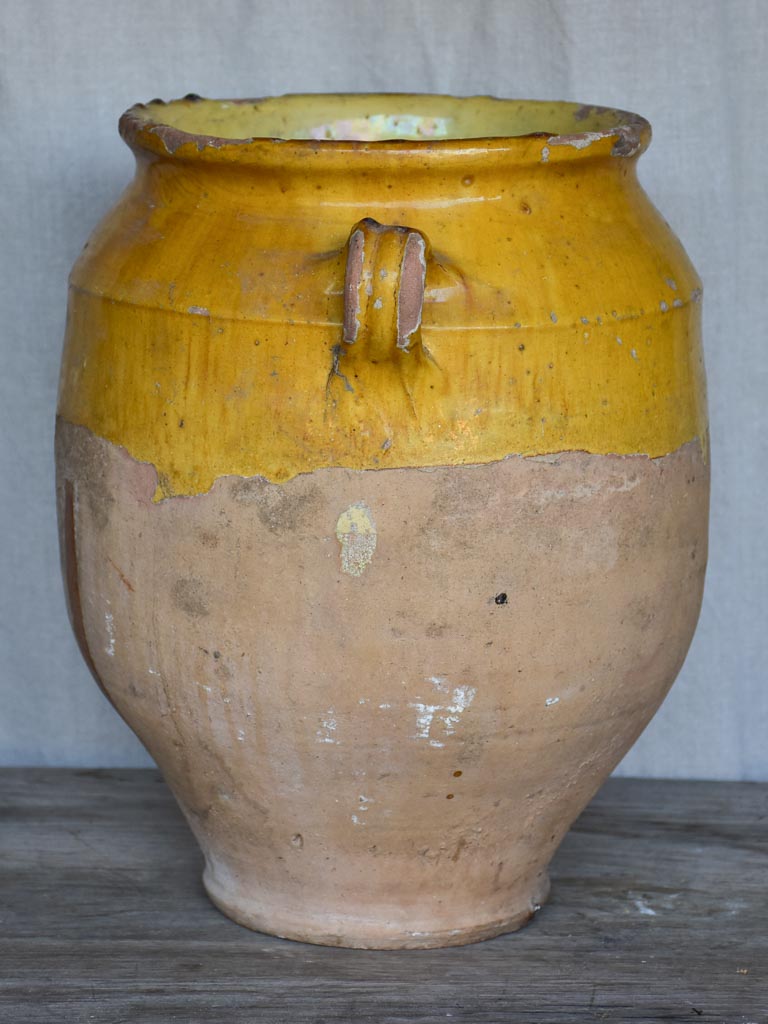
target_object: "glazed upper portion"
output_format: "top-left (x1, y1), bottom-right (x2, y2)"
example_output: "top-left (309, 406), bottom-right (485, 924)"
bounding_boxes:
top-left (60, 94), bottom-right (704, 497)
top-left (120, 94), bottom-right (651, 163)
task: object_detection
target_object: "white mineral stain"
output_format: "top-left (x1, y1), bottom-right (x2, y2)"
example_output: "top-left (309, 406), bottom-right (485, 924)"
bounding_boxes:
top-left (410, 680), bottom-right (477, 744)
top-left (317, 708), bottom-right (338, 744)
top-left (413, 703), bottom-right (442, 739)
top-left (545, 696), bottom-right (560, 707)
top-left (336, 502), bottom-right (377, 577)
top-left (550, 130), bottom-right (604, 150)
top-left (443, 685), bottom-right (476, 734)
top-left (355, 794), bottom-right (373, 823)
top-left (350, 799), bottom-right (374, 827)
top-left (104, 613), bottom-right (115, 657)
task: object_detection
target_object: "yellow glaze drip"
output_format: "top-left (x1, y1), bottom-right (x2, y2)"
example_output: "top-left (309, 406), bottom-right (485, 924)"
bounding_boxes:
top-left (58, 95), bottom-right (706, 497)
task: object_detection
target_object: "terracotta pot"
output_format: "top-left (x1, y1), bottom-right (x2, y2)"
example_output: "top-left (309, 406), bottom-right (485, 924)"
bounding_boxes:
top-left (56, 95), bottom-right (708, 948)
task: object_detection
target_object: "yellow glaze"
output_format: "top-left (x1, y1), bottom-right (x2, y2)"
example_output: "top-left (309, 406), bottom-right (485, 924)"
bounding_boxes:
top-left (59, 95), bottom-right (706, 497)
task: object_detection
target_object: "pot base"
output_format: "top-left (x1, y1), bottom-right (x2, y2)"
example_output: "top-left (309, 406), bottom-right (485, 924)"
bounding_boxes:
top-left (203, 870), bottom-right (551, 949)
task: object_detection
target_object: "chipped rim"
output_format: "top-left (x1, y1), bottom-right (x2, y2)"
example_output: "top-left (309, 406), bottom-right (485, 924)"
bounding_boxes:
top-left (119, 93), bottom-right (652, 167)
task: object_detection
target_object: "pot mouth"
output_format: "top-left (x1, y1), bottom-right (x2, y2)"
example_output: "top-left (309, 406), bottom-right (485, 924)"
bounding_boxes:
top-left (120, 93), bottom-right (651, 164)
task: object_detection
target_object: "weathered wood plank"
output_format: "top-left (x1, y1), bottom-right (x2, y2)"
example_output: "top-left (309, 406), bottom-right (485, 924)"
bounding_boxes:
top-left (0, 771), bottom-right (765, 1023)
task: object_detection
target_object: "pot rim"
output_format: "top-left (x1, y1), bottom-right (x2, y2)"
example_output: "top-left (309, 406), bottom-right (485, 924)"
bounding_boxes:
top-left (119, 93), bottom-right (651, 167)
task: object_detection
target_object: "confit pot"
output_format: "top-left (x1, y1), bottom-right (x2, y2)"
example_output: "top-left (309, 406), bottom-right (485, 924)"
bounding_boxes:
top-left (56, 94), bottom-right (709, 949)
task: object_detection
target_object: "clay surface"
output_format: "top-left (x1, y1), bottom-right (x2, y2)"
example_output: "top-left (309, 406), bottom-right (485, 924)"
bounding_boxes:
top-left (56, 420), bottom-right (708, 948)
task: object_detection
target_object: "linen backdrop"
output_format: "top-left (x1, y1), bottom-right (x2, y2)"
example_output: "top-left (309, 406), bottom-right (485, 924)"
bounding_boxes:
top-left (0, 0), bottom-right (765, 778)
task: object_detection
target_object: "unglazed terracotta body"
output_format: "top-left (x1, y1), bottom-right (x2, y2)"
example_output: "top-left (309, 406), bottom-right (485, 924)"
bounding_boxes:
top-left (56, 95), bottom-right (709, 948)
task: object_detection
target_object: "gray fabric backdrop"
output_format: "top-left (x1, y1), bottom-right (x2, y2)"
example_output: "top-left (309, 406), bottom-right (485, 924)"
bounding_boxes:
top-left (1, 0), bottom-right (765, 778)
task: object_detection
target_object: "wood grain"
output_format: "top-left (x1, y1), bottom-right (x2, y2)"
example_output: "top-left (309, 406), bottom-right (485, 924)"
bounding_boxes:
top-left (0, 770), bottom-right (765, 1023)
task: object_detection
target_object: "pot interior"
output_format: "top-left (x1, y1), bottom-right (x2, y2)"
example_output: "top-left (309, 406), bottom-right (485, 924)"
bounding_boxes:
top-left (140, 94), bottom-right (640, 143)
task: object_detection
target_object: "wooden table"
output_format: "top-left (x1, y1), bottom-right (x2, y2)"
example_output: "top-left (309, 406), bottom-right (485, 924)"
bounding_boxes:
top-left (1, 770), bottom-right (765, 1023)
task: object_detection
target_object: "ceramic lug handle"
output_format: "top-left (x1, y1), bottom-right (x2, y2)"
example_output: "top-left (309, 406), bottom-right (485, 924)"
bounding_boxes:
top-left (343, 218), bottom-right (429, 361)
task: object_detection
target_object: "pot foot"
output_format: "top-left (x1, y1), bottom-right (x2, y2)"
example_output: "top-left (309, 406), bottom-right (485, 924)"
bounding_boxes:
top-left (202, 869), bottom-right (551, 949)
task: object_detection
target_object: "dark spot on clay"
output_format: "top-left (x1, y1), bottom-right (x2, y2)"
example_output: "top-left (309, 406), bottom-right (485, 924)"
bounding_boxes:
top-left (171, 577), bottom-right (210, 619)
top-left (426, 622), bottom-right (447, 638)
top-left (55, 419), bottom-right (115, 531)
top-left (199, 530), bottom-right (218, 549)
top-left (494, 593), bottom-right (508, 605)
top-left (178, 418), bottom-right (184, 428)
top-left (446, 793), bottom-right (455, 800)
top-left (518, 343), bottom-right (525, 351)
top-left (230, 477), bottom-right (322, 533)
top-left (453, 770), bottom-right (463, 778)
top-left (451, 836), bottom-right (467, 861)
top-left (625, 595), bottom-right (656, 633)
top-left (60, 479), bottom-right (116, 710)
top-left (520, 201), bottom-right (531, 214)
top-left (462, 175), bottom-right (474, 186)
top-left (215, 659), bottom-right (233, 682)
top-left (430, 472), bottom-right (495, 522)
top-left (213, 650), bottom-right (221, 660)
top-left (291, 833), bottom-right (304, 849)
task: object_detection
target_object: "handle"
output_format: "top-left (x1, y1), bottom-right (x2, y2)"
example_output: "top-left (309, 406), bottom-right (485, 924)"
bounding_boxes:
top-left (343, 218), bottom-right (429, 361)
